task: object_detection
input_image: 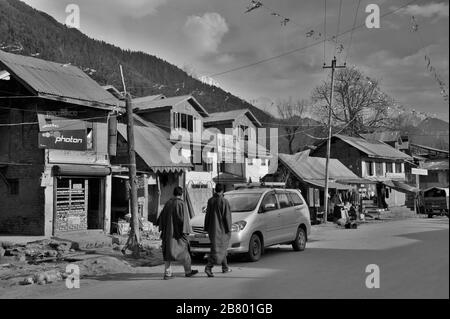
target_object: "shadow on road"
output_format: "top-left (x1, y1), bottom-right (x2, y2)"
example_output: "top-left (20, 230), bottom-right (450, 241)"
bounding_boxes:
top-left (81, 272), bottom-right (266, 282)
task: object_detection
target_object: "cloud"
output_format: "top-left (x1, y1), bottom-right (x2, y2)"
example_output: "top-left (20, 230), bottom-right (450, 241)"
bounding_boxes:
top-left (396, 2), bottom-right (449, 19)
top-left (102, 0), bottom-right (168, 17)
top-left (183, 12), bottom-right (229, 55)
top-left (216, 53), bottom-right (234, 64)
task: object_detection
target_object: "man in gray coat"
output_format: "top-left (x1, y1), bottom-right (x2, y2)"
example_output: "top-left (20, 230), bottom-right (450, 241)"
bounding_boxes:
top-left (157, 186), bottom-right (198, 280)
top-left (204, 184), bottom-right (232, 277)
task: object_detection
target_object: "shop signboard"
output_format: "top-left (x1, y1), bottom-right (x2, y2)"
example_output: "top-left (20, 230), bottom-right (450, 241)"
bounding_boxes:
top-left (411, 168), bottom-right (428, 176)
top-left (39, 130), bottom-right (87, 151)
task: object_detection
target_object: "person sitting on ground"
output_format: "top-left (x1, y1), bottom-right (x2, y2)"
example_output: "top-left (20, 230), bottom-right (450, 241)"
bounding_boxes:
top-left (335, 204), bottom-right (357, 229)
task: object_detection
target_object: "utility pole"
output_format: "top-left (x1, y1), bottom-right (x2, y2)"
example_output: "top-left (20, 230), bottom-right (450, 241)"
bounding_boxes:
top-left (322, 56), bottom-right (345, 223)
top-left (120, 65), bottom-right (140, 258)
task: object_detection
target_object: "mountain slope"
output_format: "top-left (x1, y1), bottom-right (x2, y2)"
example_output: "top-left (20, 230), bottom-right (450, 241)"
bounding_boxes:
top-left (0, 0), bottom-right (271, 119)
top-left (1, 0), bottom-right (445, 153)
top-left (0, 0), bottom-right (327, 153)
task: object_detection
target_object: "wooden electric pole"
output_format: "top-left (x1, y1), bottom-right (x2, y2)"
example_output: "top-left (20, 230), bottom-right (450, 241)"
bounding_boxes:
top-left (322, 57), bottom-right (345, 223)
top-left (120, 65), bottom-right (140, 258)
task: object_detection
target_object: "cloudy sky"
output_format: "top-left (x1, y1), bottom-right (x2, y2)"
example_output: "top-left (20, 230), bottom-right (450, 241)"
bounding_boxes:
top-left (23, 0), bottom-right (449, 119)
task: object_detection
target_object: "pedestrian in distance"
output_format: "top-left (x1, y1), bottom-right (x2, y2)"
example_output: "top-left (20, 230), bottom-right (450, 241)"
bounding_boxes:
top-left (157, 186), bottom-right (198, 280)
top-left (204, 183), bottom-right (232, 277)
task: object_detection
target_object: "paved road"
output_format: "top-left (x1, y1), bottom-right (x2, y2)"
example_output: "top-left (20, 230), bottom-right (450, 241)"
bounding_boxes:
top-left (6, 217), bottom-right (450, 299)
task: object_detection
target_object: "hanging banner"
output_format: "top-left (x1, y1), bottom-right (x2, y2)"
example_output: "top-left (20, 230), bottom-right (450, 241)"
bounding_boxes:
top-left (38, 130), bottom-right (87, 151)
top-left (108, 114), bottom-right (117, 156)
top-left (37, 113), bottom-right (86, 132)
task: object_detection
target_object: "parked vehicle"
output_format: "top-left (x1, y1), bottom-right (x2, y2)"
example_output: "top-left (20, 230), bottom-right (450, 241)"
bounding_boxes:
top-left (423, 187), bottom-right (449, 218)
top-left (188, 186), bottom-right (311, 262)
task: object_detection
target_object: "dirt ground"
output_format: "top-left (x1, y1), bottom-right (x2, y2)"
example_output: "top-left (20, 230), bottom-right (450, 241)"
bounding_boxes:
top-left (0, 236), bottom-right (163, 295)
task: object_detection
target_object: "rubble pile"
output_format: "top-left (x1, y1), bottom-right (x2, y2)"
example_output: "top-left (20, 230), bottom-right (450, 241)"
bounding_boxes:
top-left (0, 236), bottom-right (163, 288)
top-left (0, 239), bottom-right (78, 264)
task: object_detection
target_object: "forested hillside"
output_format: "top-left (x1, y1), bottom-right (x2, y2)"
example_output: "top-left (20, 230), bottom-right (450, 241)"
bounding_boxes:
top-left (0, 0), bottom-right (446, 152)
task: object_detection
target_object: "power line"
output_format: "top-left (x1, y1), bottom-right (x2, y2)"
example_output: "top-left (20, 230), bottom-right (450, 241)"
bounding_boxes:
top-left (334, 0), bottom-right (343, 57)
top-left (323, 0), bottom-right (327, 64)
top-left (208, 0), bottom-right (420, 78)
top-left (345, 0), bottom-right (362, 64)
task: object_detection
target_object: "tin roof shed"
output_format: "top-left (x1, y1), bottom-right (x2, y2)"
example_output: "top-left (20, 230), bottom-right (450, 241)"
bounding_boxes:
top-left (0, 50), bottom-right (123, 110)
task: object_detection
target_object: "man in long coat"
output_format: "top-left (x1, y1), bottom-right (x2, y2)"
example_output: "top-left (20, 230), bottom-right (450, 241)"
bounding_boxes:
top-left (204, 183), bottom-right (232, 277)
top-left (157, 186), bottom-right (198, 280)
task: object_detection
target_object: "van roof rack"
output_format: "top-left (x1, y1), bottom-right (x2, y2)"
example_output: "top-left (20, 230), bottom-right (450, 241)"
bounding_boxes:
top-left (233, 182), bottom-right (286, 190)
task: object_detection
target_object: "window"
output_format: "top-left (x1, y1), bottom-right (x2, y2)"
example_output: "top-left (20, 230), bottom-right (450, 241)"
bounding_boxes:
top-left (276, 193), bottom-right (292, 208)
top-left (288, 192), bottom-right (304, 206)
top-left (367, 161), bottom-right (374, 176)
top-left (260, 192), bottom-right (278, 212)
top-left (181, 113), bottom-right (187, 130)
top-left (7, 179), bottom-right (19, 195)
top-left (172, 112), bottom-right (179, 129)
top-left (386, 162), bottom-right (393, 173)
top-left (247, 158), bottom-right (253, 166)
top-left (192, 116), bottom-right (198, 132)
top-left (375, 162), bottom-right (383, 176)
top-left (261, 159), bottom-right (267, 166)
top-left (219, 161), bottom-right (225, 173)
top-left (202, 158), bottom-right (213, 172)
top-left (224, 193), bottom-right (263, 212)
top-left (395, 162), bottom-right (402, 173)
top-left (187, 115), bottom-right (193, 132)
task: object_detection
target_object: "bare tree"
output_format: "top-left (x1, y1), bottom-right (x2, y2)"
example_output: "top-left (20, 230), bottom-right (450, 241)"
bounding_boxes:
top-left (312, 67), bottom-right (393, 135)
top-left (277, 98), bottom-right (309, 154)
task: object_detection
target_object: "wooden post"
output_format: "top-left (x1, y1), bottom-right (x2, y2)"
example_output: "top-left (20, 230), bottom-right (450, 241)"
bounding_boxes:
top-left (125, 93), bottom-right (141, 257)
top-left (322, 57), bottom-right (345, 223)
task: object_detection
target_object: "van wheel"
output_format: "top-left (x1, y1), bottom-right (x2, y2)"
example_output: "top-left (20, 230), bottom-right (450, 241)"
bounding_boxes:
top-left (247, 234), bottom-right (262, 262)
top-left (292, 227), bottom-right (307, 251)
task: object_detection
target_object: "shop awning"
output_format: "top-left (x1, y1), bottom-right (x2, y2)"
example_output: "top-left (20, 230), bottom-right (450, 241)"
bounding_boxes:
top-left (53, 164), bottom-right (111, 176)
top-left (336, 178), bottom-right (377, 185)
top-left (279, 152), bottom-right (361, 188)
top-left (112, 174), bottom-right (157, 185)
top-left (391, 181), bottom-right (419, 193)
top-left (117, 119), bottom-right (192, 174)
top-left (382, 180), bottom-right (396, 188)
top-left (304, 179), bottom-right (353, 190)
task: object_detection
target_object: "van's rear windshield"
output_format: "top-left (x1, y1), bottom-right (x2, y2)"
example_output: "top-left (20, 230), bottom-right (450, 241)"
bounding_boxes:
top-left (224, 193), bottom-right (262, 212)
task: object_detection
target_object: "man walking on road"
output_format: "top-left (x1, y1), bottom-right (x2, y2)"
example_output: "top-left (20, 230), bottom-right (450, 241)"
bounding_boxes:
top-left (204, 183), bottom-right (232, 277)
top-left (157, 186), bottom-right (198, 280)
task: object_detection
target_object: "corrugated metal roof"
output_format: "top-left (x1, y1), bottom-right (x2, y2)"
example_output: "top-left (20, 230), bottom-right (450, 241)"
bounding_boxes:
top-left (133, 94), bottom-right (166, 104)
top-left (410, 143), bottom-right (449, 155)
top-left (0, 50), bottom-right (123, 109)
top-left (117, 117), bottom-right (191, 173)
top-left (204, 109), bottom-right (262, 127)
top-left (334, 134), bottom-right (412, 160)
top-left (303, 179), bottom-right (352, 190)
top-left (133, 94), bottom-right (209, 117)
top-left (279, 152), bottom-right (362, 189)
top-left (360, 131), bottom-right (401, 142)
top-left (421, 159), bottom-right (449, 171)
